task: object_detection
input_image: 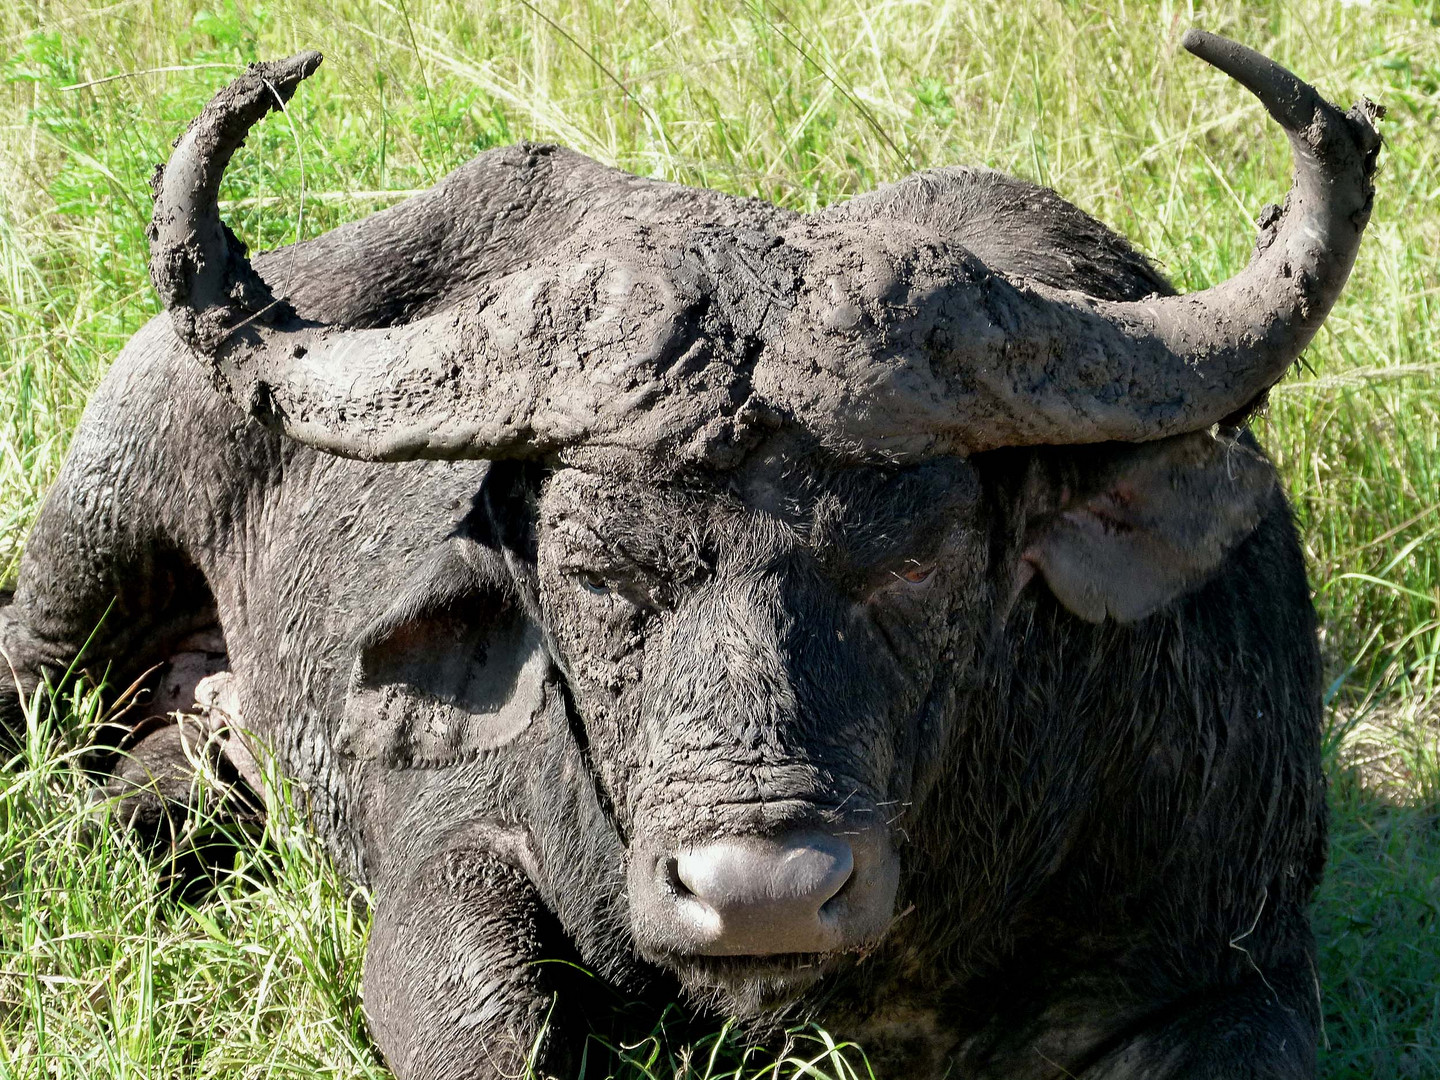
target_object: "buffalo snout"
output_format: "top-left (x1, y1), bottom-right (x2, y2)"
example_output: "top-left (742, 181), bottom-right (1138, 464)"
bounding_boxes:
top-left (630, 826), bottom-right (899, 958)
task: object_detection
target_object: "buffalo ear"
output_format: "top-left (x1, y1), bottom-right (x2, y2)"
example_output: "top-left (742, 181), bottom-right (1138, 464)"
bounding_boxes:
top-left (338, 539), bottom-right (553, 769)
top-left (1021, 431), bottom-right (1276, 624)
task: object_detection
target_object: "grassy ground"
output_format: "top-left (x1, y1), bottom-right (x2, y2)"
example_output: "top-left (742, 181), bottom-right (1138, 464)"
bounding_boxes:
top-left (0, 0), bottom-right (1436, 1076)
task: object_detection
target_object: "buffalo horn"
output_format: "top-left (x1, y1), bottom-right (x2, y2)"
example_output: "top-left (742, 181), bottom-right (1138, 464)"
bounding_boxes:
top-left (890, 29), bottom-right (1383, 451)
top-left (148, 52), bottom-right (646, 461)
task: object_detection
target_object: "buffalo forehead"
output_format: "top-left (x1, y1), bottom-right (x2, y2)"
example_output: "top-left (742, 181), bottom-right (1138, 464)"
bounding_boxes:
top-left (516, 213), bottom-right (996, 467)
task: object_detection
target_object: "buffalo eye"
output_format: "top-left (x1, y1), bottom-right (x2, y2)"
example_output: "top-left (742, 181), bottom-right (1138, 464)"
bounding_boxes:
top-left (577, 571), bottom-right (612, 596)
top-left (895, 562), bottom-right (935, 585)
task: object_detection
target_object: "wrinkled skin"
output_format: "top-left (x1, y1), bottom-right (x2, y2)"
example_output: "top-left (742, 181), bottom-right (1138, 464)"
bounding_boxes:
top-left (0, 35), bottom-right (1355, 1080)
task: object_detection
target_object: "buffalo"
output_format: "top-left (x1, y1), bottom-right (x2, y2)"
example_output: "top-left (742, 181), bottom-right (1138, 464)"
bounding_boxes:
top-left (0, 30), bottom-right (1381, 1080)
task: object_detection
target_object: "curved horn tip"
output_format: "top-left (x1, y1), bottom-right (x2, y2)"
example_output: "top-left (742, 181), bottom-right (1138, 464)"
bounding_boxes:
top-left (207, 50), bottom-right (324, 131)
top-left (249, 50), bottom-right (324, 97)
top-left (147, 49), bottom-right (323, 349)
top-left (1181, 28), bottom-right (1323, 134)
top-left (1182, 28), bottom-right (1383, 170)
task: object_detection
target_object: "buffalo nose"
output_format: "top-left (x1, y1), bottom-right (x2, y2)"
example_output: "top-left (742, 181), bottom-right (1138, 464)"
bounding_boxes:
top-left (665, 830), bottom-right (856, 955)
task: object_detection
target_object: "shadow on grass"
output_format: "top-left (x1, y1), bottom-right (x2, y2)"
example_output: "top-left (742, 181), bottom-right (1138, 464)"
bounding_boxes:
top-left (1316, 770), bottom-right (1440, 1080)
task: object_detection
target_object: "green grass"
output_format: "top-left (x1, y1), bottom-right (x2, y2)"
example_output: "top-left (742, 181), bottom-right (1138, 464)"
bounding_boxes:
top-left (0, 0), bottom-right (1436, 1076)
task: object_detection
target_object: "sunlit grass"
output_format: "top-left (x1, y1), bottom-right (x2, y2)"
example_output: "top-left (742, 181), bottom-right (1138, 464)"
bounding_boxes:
top-left (0, 0), bottom-right (1436, 1076)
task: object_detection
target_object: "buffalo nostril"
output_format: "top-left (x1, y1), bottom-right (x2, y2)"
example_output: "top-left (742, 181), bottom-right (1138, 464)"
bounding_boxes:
top-left (818, 859), bottom-right (855, 912)
top-left (662, 856), bottom-right (693, 898)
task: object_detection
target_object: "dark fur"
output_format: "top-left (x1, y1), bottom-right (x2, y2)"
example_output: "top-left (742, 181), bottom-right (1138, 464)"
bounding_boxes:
top-left (0, 160), bottom-right (1324, 1078)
